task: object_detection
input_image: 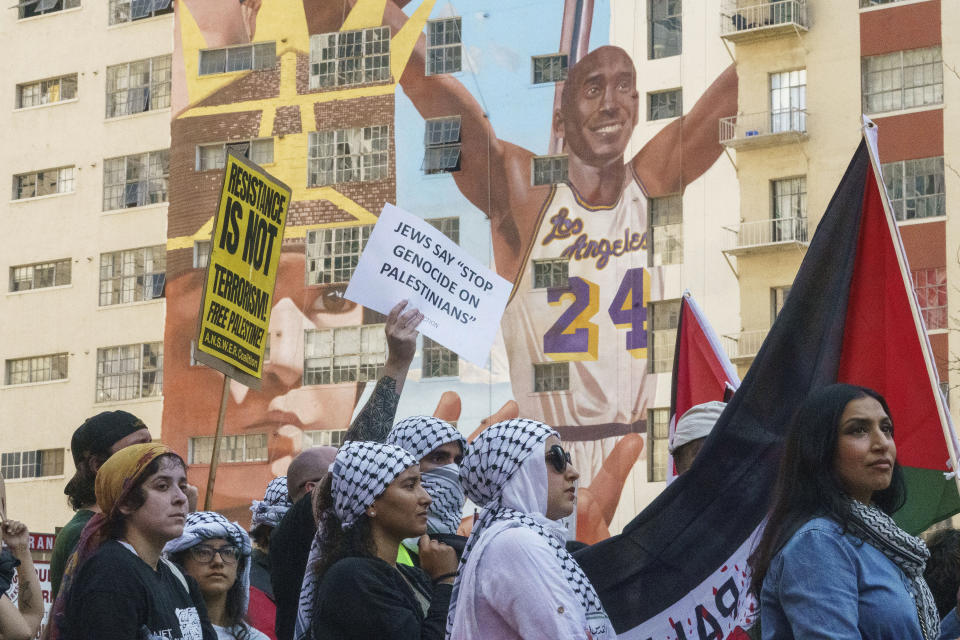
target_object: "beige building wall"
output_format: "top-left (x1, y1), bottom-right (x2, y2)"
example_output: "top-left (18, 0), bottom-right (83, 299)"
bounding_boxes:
top-left (0, 3), bottom-right (171, 533)
top-left (943, 0), bottom-right (960, 418)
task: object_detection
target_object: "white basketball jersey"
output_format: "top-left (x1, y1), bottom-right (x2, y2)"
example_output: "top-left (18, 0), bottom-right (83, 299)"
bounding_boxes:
top-left (502, 173), bottom-right (662, 434)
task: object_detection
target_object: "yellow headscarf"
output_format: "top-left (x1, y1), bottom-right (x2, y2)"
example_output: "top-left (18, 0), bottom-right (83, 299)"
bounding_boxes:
top-left (95, 442), bottom-right (174, 517)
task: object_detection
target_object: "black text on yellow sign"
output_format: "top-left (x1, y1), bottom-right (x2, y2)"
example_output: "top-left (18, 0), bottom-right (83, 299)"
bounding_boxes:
top-left (196, 152), bottom-right (291, 388)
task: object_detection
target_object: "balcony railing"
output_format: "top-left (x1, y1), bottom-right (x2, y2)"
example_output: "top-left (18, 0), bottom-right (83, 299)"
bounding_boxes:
top-left (719, 108), bottom-right (808, 149)
top-left (721, 329), bottom-right (769, 362)
top-left (720, 0), bottom-right (809, 42)
top-left (722, 216), bottom-right (809, 254)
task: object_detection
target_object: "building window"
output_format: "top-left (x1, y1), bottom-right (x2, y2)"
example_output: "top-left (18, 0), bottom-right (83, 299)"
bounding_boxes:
top-left (531, 54), bottom-right (568, 84)
top-left (99, 245), bottom-right (166, 306)
top-left (771, 176), bottom-right (807, 242)
top-left (193, 241), bottom-right (211, 269)
top-left (189, 434), bottom-right (267, 464)
top-left (770, 285), bottom-right (791, 324)
top-left (307, 126), bottom-right (389, 186)
top-left (913, 267), bottom-right (946, 330)
top-left (303, 429), bottom-right (348, 448)
top-left (304, 325), bottom-right (386, 385)
top-left (18, 0), bottom-right (79, 19)
top-left (648, 89), bottom-right (682, 120)
top-left (5, 354), bottom-right (68, 386)
top-left (103, 149), bottom-right (169, 210)
top-left (860, 0), bottom-right (909, 5)
top-left (10, 259), bottom-right (71, 292)
top-left (426, 17), bottom-right (462, 75)
top-left (306, 225), bottom-right (372, 285)
top-left (0, 449), bottom-right (64, 479)
top-left (95, 342), bottom-right (163, 402)
top-left (423, 117), bottom-right (461, 174)
top-left (532, 155), bottom-right (568, 186)
top-left (105, 55), bottom-right (172, 118)
top-left (649, 0), bottom-right (681, 59)
top-left (427, 217), bottom-right (460, 243)
top-left (881, 157), bottom-right (945, 221)
top-left (649, 195), bottom-right (682, 266)
top-left (197, 139), bottom-right (273, 171)
top-left (647, 408), bottom-right (669, 482)
top-left (533, 362), bottom-right (569, 393)
top-left (533, 259), bottom-right (569, 289)
top-left (108, 0), bottom-right (171, 24)
top-left (862, 47), bottom-right (942, 114)
top-left (309, 26), bottom-right (390, 89)
top-left (16, 74), bottom-right (77, 108)
top-left (198, 42), bottom-right (277, 76)
top-left (650, 299), bottom-right (681, 373)
top-left (423, 337), bottom-right (459, 378)
top-left (13, 166), bottom-right (74, 200)
top-left (770, 69), bottom-right (806, 133)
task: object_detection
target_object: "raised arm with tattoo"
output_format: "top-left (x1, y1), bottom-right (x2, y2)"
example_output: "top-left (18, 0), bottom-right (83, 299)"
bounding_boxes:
top-left (0, 519), bottom-right (43, 640)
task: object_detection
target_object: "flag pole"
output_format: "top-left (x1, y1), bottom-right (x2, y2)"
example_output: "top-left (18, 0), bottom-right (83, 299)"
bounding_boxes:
top-left (860, 115), bottom-right (960, 499)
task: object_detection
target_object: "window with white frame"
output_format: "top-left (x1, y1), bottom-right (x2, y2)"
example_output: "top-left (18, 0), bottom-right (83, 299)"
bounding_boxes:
top-left (912, 267), bottom-right (946, 330)
top-left (99, 245), bottom-right (166, 306)
top-left (16, 74), bottom-right (77, 108)
top-left (532, 54), bottom-right (567, 84)
top-left (533, 258), bottom-right (568, 289)
top-left (197, 139), bottom-right (273, 171)
top-left (307, 126), bottom-right (389, 186)
top-left (193, 240), bottom-right (211, 269)
top-left (427, 217), bottom-right (459, 243)
top-left (859, 0), bottom-right (909, 5)
top-left (770, 69), bottom-right (806, 133)
top-left (0, 449), bottom-right (64, 479)
top-left (103, 149), bottom-right (169, 210)
top-left (306, 225), bottom-right (372, 285)
top-left (5, 353), bottom-right (68, 386)
top-left (648, 89), bottom-right (682, 120)
top-left (426, 17), bottom-right (462, 75)
top-left (647, 407), bottom-right (669, 482)
top-left (309, 27), bottom-right (390, 89)
top-left (881, 156), bottom-right (945, 221)
top-left (649, 299), bottom-right (681, 373)
top-left (105, 55), bottom-right (171, 118)
top-left (650, 195), bottom-right (682, 266)
top-left (423, 337), bottom-right (459, 378)
top-left (862, 47), bottom-right (942, 114)
top-left (532, 155), bottom-right (568, 186)
top-left (10, 258), bottom-right (71, 292)
top-left (771, 176), bottom-right (807, 242)
top-left (423, 117), bottom-right (461, 174)
top-left (771, 285), bottom-right (791, 324)
top-left (108, 0), bottom-right (171, 24)
top-left (303, 429), bottom-right (348, 448)
top-left (198, 42), bottom-right (277, 76)
top-left (95, 342), bottom-right (163, 402)
top-left (304, 325), bottom-right (386, 385)
top-left (533, 362), bottom-right (569, 393)
top-left (189, 434), bottom-right (267, 465)
top-left (18, 0), bottom-right (79, 19)
top-left (649, 0), bottom-right (681, 59)
top-left (13, 166), bottom-right (74, 200)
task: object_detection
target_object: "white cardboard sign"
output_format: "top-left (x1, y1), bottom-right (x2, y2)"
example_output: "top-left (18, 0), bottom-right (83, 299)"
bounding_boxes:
top-left (345, 204), bottom-right (511, 366)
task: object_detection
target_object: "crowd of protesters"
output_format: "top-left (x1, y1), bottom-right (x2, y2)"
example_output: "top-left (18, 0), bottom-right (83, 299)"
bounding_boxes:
top-left (0, 304), bottom-right (957, 639)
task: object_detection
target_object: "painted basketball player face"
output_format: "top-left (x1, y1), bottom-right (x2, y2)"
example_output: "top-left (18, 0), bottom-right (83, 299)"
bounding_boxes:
top-left (556, 46), bottom-right (639, 168)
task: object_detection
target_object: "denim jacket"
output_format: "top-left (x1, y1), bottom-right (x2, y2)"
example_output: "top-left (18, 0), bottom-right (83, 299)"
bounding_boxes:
top-left (760, 517), bottom-right (924, 640)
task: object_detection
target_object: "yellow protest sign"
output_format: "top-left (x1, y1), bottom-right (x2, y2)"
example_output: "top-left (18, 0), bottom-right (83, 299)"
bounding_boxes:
top-left (194, 152), bottom-right (291, 389)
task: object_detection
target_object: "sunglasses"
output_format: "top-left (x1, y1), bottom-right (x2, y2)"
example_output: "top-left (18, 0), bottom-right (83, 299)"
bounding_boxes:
top-left (189, 544), bottom-right (240, 565)
top-left (545, 444), bottom-right (573, 473)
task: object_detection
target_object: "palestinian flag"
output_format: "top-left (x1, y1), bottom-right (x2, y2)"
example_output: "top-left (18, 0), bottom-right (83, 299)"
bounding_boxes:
top-left (667, 292), bottom-right (741, 482)
top-left (575, 120), bottom-right (960, 639)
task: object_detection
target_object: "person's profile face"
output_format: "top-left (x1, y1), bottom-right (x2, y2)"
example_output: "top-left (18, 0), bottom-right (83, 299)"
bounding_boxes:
top-left (544, 435), bottom-right (579, 520)
top-left (369, 466), bottom-right (432, 540)
top-left (832, 395), bottom-right (896, 505)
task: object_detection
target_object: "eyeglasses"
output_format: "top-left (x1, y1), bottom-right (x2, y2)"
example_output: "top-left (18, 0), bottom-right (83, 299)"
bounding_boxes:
top-left (545, 444), bottom-right (572, 473)
top-left (188, 544), bottom-right (240, 565)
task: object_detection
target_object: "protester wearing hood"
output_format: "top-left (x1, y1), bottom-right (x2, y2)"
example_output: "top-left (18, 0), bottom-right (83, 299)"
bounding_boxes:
top-left (166, 511), bottom-right (270, 640)
top-left (670, 401), bottom-right (726, 476)
top-left (447, 418), bottom-right (616, 640)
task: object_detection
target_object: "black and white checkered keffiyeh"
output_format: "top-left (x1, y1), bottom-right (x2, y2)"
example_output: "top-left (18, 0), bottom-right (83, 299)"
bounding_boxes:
top-left (447, 418), bottom-right (614, 639)
top-left (388, 416), bottom-right (466, 534)
top-left (250, 475), bottom-right (292, 529)
top-left (331, 441), bottom-right (418, 529)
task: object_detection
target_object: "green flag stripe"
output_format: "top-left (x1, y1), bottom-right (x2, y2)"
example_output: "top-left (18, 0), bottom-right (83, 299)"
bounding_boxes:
top-left (894, 465), bottom-right (960, 535)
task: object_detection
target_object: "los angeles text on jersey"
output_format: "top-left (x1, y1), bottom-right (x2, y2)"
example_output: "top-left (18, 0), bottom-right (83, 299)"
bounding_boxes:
top-left (541, 207), bottom-right (646, 269)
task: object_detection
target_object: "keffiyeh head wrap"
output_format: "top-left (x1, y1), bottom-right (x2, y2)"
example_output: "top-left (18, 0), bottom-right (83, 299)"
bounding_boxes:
top-left (250, 475), bottom-right (292, 529)
top-left (331, 441), bottom-right (417, 529)
top-left (388, 416), bottom-right (466, 534)
top-left (447, 419), bottom-right (614, 639)
top-left (164, 511), bottom-right (254, 616)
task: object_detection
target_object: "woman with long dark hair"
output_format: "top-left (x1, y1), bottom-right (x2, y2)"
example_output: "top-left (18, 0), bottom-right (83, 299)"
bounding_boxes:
top-left (748, 383), bottom-right (938, 639)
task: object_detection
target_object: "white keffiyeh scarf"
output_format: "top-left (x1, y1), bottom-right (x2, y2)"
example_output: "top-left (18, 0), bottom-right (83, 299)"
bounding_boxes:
top-left (249, 475), bottom-right (291, 529)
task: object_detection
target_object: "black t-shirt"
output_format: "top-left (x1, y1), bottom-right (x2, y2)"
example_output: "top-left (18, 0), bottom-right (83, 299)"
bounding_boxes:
top-left (270, 493), bottom-right (315, 640)
top-left (62, 540), bottom-right (216, 640)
